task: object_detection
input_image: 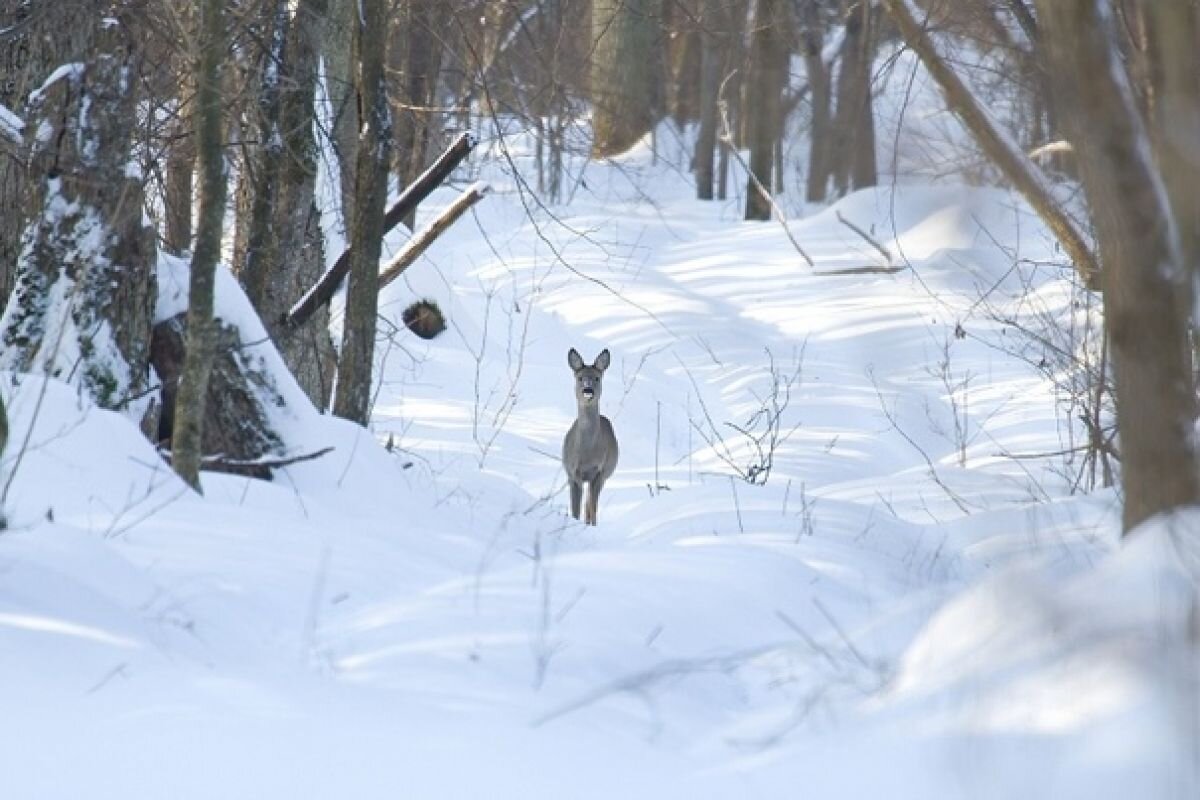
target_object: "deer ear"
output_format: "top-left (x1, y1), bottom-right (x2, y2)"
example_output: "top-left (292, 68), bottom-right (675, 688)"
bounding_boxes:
top-left (568, 348), bottom-right (584, 371)
top-left (594, 349), bottom-right (611, 371)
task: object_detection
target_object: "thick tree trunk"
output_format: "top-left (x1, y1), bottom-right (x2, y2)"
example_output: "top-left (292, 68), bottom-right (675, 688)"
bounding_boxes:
top-left (882, 0), bottom-right (1101, 289)
top-left (171, 0), bottom-right (227, 490)
top-left (693, 0), bottom-right (725, 200)
top-left (234, 0), bottom-right (290, 313)
top-left (830, 1), bottom-right (878, 196)
top-left (233, 0), bottom-right (336, 408)
top-left (591, 0), bottom-right (659, 157)
top-left (743, 0), bottom-right (785, 221)
top-left (801, 1), bottom-right (832, 203)
top-left (1036, 0), bottom-right (1200, 533)
top-left (0, 4), bottom-right (157, 426)
top-left (0, 0), bottom-right (95, 308)
top-left (332, 0), bottom-right (392, 424)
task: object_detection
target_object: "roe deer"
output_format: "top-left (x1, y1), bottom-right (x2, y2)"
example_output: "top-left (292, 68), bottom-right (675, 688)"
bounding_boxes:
top-left (562, 348), bottom-right (618, 525)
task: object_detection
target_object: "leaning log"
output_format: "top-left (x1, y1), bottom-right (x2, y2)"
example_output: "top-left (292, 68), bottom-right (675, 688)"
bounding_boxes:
top-left (379, 183), bottom-right (490, 289)
top-left (282, 131), bottom-right (476, 330)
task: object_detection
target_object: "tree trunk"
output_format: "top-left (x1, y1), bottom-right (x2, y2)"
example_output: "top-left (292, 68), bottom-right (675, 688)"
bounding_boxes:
top-left (234, 0), bottom-right (290, 314)
top-left (1141, 3), bottom-right (1200, 282)
top-left (0, 0), bottom-right (95, 309)
top-left (234, 0), bottom-right (336, 408)
top-left (743, 0), bottom-right (785, 221)
top-left (882, 0), bottom-right (1101, 289)
top-left (394, 0), bottom-right (450, 230)
top-left (332, 0), bottom-right (392, 424)
top-left (162, 104), bottom-right (195, 255)
top-left (694, 0), bottom-right (725, 200)
top-left (323, 0), bottom-right (359, 232)
top-left (0, 3), bottom-right (157, 427)
top-left (830, 1), bottom-right (878, 196)
top-left (1036, 0), bottom-right (1200, 533)
top-left (591, 0), bottom-right (659, 157)
top-left (801, 0), bottom-right (833, 203)
top-left (171, 0), bottom-right (227, 490)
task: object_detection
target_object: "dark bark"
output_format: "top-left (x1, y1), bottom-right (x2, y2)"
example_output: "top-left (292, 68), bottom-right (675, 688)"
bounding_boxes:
top-left (591, 0), bottom-right (659, 157)
top-left (162, 107), bottom-right (195, 255)
top-left (332, 0), bottom-right (392, 424)
top-left (1036, 0), bottom-right (1200, 532)
top-left (0, 3), bottom-right (157, 425)
top-left (171, 0), bottom-right (227, 490)
top-left (233, 0), bottom-right (336, 408)
top-left (0, 0), bottom-right (96, 308)
top-left (744, 0), bottom-right (786, 220)
top-left (801, 0), bottom-right (833, 202)
top-left (830, 1), bottom-right (878, 196)
top-left (153, 314), bottom-right (283, 480)
top-left (234, 0), bottom-right (290, 313)
top-left (694, 0), bottom-right (725, 200)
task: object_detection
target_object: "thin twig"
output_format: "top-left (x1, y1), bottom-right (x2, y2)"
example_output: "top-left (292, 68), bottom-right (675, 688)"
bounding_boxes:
top-left (835, 210), bottom-right (894, 265)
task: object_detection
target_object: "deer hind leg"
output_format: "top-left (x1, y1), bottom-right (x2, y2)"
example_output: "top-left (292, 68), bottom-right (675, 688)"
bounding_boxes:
top-left (569, 480), bottom-right (583, 520)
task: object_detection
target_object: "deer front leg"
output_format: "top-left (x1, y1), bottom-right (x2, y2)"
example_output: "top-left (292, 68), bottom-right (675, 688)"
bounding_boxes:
top-left (569, 480), bottom-right (583, 520)
top-left (585, 475), bottom-right (607, 525)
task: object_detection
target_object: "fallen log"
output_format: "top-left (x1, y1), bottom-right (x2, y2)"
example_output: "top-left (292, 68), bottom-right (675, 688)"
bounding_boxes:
top-left (282, 131), bottom-right (476, 330)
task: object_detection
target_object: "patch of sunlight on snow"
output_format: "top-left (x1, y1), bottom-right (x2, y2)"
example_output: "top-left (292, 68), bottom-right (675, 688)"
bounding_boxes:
top-left (973, 661), bottom-right (1138, 734)
top-left (894, 205), bottom-right (984, 259)
top-left (0, 612), bottom-right (140, 648)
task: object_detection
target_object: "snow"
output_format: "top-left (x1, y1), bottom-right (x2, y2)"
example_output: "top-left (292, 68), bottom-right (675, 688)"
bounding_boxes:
top-left (27, 62), bottom-right (84, 105)
top-left (0, 102), bottom-right (23, 144)
top-left (1, 109), bottom-right (1195, 799)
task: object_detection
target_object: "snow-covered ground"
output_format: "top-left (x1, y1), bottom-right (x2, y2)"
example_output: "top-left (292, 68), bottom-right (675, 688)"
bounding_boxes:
top-left (0, 126), bottom-right (1196, 798)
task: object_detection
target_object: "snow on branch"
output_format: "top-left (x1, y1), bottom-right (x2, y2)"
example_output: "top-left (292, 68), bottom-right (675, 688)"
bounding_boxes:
top-left (0, 103), bottom-right (23, 145)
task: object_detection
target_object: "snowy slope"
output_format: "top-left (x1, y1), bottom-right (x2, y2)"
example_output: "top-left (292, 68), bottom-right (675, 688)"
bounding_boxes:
top-left (0, 130), bottom-right (1195, 799)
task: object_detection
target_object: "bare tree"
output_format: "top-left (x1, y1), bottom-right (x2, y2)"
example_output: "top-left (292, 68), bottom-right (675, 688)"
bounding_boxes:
top-left (693, 0), bottom-right (727, 200)
top-left (0, 0), bottom-right (157, 428)
top-left (743, 0), bottom-right (788, 220)
top-left (591, 0), bottom-right (660, 157)
top-left (829, 0), bottom-right (878, 195)
top-left (171, 0), bottom-right (227, 489)
top-left (332, 0), bottom-right (393, 424)
top-left (800, 0), bottom-right (833, 202)
top-left (1035, 0), bottom-right (1200, 532)
top-left (232, 0), bottom-right (337, 408)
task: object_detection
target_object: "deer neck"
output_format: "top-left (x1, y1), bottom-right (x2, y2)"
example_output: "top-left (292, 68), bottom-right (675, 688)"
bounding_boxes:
top-left (575, 399), bottom-right (601, 428)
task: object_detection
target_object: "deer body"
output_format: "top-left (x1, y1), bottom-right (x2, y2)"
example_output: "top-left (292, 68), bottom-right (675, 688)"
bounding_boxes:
top-left (563, 348), bottom-right (618, 525)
